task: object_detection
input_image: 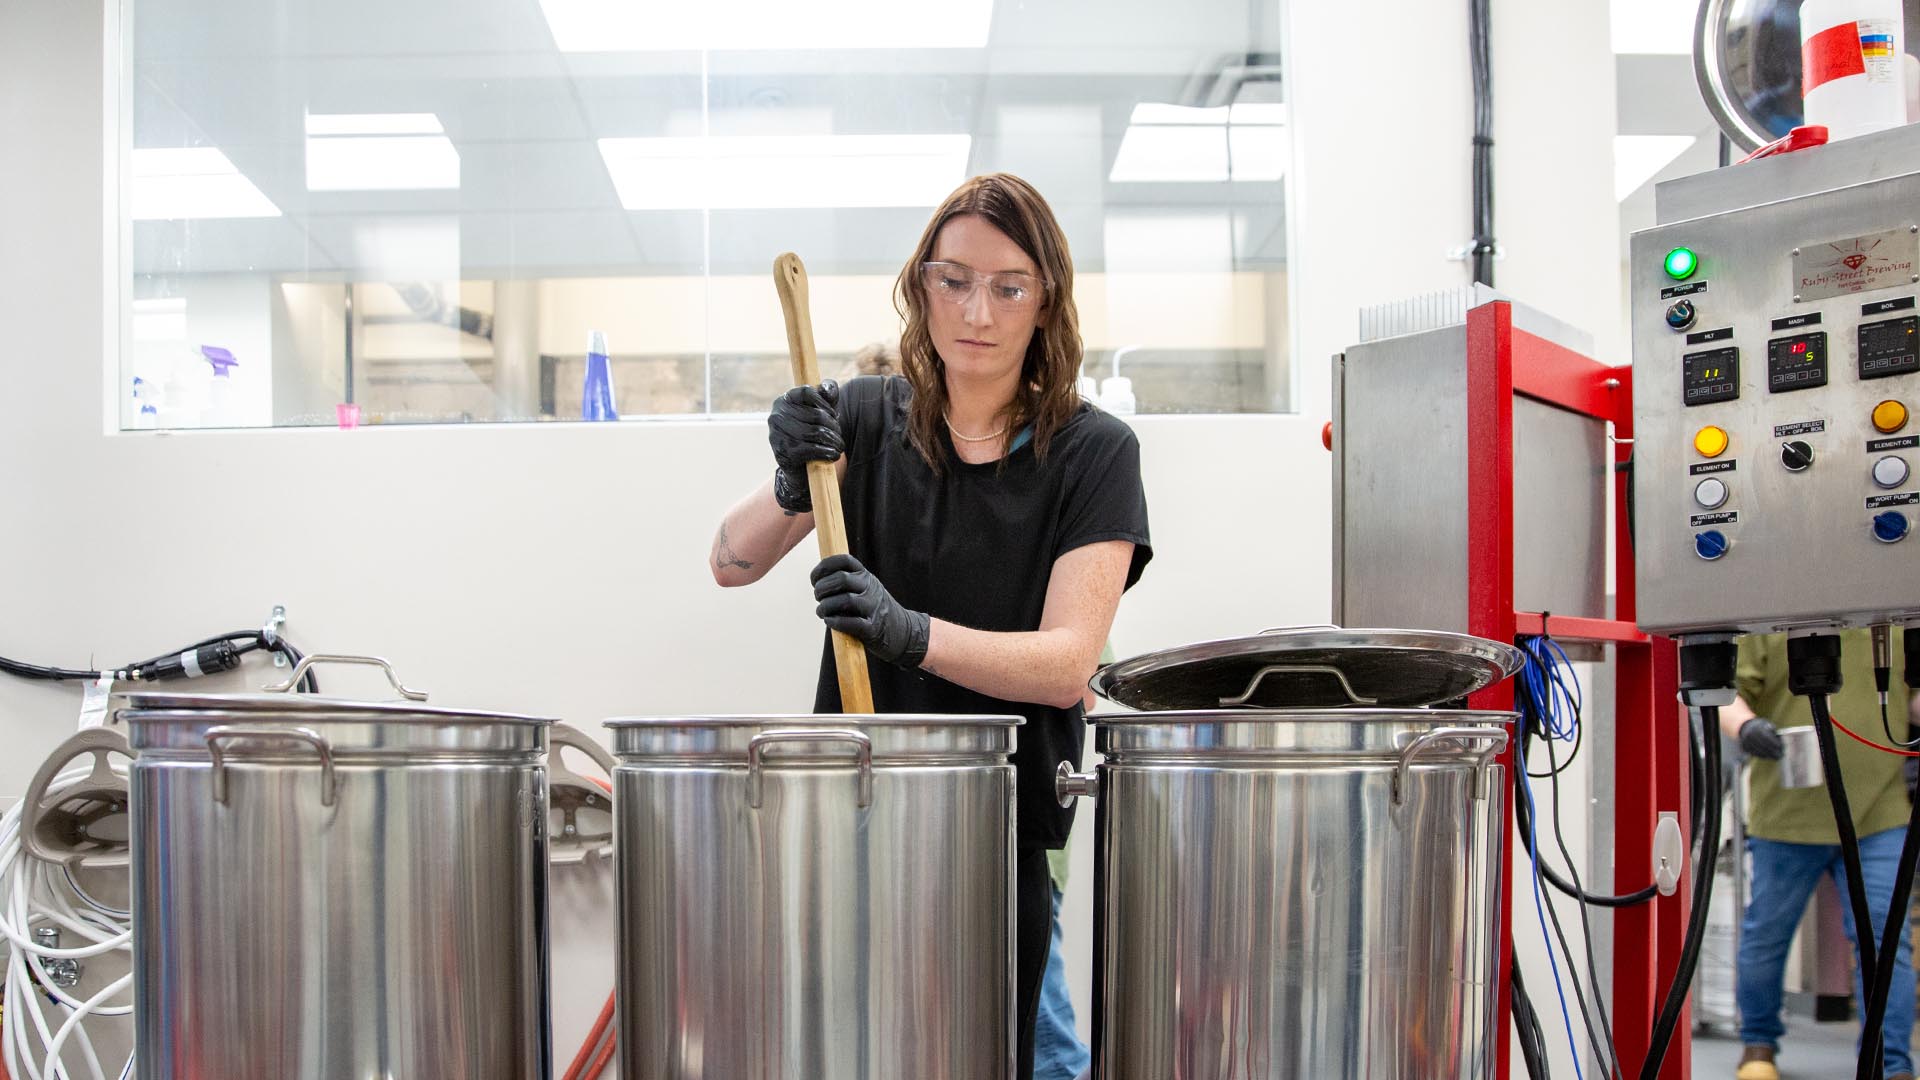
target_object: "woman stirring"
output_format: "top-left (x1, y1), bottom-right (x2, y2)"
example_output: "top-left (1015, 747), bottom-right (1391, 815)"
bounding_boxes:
top-left (711, 172), bottom-right (1150, 1074)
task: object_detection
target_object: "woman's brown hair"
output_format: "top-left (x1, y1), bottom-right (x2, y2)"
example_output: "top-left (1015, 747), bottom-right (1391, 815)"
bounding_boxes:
top-left (894, 172), bottom-right (1082, 473)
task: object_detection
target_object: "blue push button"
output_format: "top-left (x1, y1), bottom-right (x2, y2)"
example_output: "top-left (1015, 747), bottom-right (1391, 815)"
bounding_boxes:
top-left (1873, 511), bottom-right (1911, 544)
top-left (1694, 530), bottom-right (1730, 560)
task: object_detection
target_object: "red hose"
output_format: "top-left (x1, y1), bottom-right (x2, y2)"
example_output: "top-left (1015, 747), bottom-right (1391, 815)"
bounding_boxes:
top-left (561, 993), bottom-right (615, 1080)
top-left (582, 1019), bottom-right (617, 1079)
top-left (1828, 711), bottom-right (1920, 758)
top-left (560, 772), bottom-right (618, 1080)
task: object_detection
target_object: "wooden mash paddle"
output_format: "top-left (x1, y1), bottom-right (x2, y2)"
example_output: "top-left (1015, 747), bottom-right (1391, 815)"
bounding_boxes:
top-left (773, 252), bottom-right (876, 713)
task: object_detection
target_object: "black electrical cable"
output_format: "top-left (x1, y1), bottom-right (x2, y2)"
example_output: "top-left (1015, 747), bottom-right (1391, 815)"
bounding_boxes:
top-left (1539, 693), bottom-right (1623, 1080)
top-left (1467, 0), bottom-right (1495, 286)
top-left (1513, 654), bottom-right (1696, 909)
top-left (0, 628), bottom-right (317, 690)
top-left (1856, 779), bottom-right (1920, 1080)
top-left (1512, 965), bottom-right (1551, 1080)
top-left (1511, 639), bottom-right (1620, 1076)
top-left (1808, 691), bottom-right (1885, 1076)
top-left (1637, 703), bottom-right (1723, 1080)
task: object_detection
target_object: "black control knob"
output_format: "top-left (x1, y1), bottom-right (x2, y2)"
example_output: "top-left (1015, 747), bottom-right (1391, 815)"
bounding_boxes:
top-left (1781, 440), bottom-right (1815, 472)
top-left (1665, 299), bottom-right (1698, 332)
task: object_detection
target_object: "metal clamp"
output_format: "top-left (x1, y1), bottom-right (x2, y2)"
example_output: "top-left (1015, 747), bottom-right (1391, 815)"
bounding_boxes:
top-left (263, 654), bottom-right (427, 701)
top-left (206, 726), bottom-right (338, 808)
top-left (1390, 726), bottom-right (1509, 806)
top-left (19, 727), bottom-right (134, 873)
top-left (1219, 664), bottom-right (1380, 708)
top-left (1055, 761), bottom-right (1099, 807)
top-left (746, 728), bottom-right (872, 810)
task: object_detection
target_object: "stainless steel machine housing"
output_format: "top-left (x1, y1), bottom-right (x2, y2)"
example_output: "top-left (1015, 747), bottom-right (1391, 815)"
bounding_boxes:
top-left (1630, 124), bottom-right (1920, 634)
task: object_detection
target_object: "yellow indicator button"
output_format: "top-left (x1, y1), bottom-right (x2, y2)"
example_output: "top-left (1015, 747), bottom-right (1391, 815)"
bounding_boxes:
top-left (1694, 425), bottom-right (1730, 458)
top-left (1873, 399), bottom-right (1909, 434)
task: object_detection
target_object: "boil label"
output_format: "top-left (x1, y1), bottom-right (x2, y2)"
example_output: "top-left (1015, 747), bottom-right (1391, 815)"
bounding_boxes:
top-left (1691, 512), bottom-right (1739, 526)
top-left (1774, 420), bottom-right (1827, 437)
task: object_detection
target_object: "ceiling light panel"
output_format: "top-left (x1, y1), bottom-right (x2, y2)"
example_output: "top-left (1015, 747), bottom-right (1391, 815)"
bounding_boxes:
top-left (130, 147), bottom-right (281, 220)
top-left (597, 134), bottom-right (971, 209)
top-left (539, 0), bottom-right (993, 52)
top-left (306, 116), bottom-right (461, 191)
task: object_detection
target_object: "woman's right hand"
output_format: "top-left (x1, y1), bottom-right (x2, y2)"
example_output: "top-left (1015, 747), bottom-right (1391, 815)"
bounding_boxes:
top-left (769, 381), bottom-right (843, 513)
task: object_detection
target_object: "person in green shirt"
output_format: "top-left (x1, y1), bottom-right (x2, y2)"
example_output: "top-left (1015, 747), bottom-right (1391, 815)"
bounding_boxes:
top-left (1718, 629), bottom-right (1920, 1080)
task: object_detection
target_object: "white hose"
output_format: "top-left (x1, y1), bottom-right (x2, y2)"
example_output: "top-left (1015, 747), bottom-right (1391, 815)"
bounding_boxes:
top-left (1, 765), bottom-right (134, 1080)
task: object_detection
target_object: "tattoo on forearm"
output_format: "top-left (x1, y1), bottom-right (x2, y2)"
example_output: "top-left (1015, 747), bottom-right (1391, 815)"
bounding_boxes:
top-left (715, 524), bottom-right (754, 571)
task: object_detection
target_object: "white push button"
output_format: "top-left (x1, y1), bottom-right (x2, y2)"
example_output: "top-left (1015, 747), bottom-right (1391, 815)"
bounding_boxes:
top-left (1694, 477), bottom-right (1729, 509)
top-left (1874, 455), bottom-right (1910, 489)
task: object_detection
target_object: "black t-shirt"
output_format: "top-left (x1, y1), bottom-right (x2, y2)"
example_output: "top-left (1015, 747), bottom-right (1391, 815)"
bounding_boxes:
top-left (814, 375), bottom-right (1152, 848)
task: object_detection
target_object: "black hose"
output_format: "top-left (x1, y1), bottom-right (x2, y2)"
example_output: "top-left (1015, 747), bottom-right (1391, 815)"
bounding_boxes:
top-left (1809, 692), bottom-right (1885, 1075)
top-left (1857, 785), bottom-right (1920, 1080)
top-left (1637, 704), bottom-right (1724, 1080)
top-left (1511, 965), bottom-right (1550, 1080)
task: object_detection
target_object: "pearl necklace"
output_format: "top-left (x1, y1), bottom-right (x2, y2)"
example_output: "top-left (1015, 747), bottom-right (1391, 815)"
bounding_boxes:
top-left (945, 413), bottom-right (1009, 443)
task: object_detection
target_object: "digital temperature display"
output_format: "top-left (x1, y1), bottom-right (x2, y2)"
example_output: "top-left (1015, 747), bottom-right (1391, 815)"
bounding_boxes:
top-left (1766, 331), bottom-right (1829, 393)
top-left (1682, 346), bottom-right (1740, 406)
top-left (1859, 316), bottom-right (1920, 380)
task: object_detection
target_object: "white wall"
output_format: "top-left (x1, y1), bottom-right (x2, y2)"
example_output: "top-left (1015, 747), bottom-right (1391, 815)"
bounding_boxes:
top-left (2, 0), bottom-right (1627, 1075)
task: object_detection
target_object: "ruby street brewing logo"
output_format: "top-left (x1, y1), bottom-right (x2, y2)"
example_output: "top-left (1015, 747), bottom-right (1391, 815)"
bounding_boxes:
top-left (1798, 234), bottom-right (1916, 296)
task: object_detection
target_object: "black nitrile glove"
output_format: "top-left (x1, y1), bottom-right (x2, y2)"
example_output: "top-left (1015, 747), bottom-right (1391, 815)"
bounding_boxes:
top-left (769, 381), bottom-right (842, 513)
top-left (1740, 717), bottom-right (1785, 761)
top-left (811, 554), bottom-right (931, 669)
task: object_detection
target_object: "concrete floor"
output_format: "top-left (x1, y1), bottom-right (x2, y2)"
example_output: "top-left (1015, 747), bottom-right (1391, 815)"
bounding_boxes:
top-left (1693, 1018), bottom-right (1872, 1078)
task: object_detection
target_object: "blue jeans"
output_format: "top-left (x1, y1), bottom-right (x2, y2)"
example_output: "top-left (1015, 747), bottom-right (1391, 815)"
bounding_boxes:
top-left (1737, 827), bottom-right (1916, 1075)
top-left (1034, 885), bottom-right (1091, 1080)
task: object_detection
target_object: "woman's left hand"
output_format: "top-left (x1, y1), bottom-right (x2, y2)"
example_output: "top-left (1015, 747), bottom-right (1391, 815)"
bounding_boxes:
top-left (811, 554), bottom-right (931, 669)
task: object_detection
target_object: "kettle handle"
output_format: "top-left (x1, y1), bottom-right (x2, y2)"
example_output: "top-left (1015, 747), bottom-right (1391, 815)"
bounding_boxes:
top-left (205, 726), bottom-right (338, 808)
top-left (1391, 726), bottom-right (1509, 807)
top-left (263, 654), bottom-right (427, 701)
top-left (746, 728), bottom-right (873, 809)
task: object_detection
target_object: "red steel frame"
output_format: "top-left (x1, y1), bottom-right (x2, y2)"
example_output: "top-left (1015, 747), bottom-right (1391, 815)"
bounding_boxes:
top-left (1463, 301), bottom-right (1689, 1079)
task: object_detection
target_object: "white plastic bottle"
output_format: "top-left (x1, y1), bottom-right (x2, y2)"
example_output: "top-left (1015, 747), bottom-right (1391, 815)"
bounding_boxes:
top-left (1801, 0), bottom-right (1907, 142)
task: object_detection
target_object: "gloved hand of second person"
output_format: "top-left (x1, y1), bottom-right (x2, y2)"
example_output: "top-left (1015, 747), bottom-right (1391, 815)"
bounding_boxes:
top-left (1739, 717), bottom-right (1785, 760)
top-left (811, 554), bottom-right (931, 670)
top-left (768, 381), bottom-right (842, 513)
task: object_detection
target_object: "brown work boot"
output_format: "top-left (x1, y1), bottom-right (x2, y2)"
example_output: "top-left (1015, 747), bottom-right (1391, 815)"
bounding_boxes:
top-left (1887, 1073), bottom-right (1913, 1080)
top-left (1734, 1045), bottom-right (1778, 1080)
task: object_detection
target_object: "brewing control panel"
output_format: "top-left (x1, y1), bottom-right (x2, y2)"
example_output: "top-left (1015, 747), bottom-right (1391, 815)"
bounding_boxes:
top-left (1631, 158), bottom-right (1920, 635)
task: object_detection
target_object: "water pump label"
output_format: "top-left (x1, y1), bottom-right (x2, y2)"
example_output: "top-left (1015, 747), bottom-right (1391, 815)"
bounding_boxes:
top-left (1869, 435), bottom-right (1920, 452)
top-left (1793, 228), bottom-right (1919, 302)
top-left (1691, 512), bottom-right (1738, 526)
top-left (1690, 460), bottom-right (1736, 475)
top-left (1774, 420), bottom-right (1826, 437)
top-left (1661, 280), bottom-right (1708, 299)
top-left (1867, 492), bottom-right (1919, 508)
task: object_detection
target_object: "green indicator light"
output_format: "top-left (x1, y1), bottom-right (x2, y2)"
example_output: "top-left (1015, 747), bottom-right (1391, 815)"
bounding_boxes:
top-left (1664, 246), bottom-right (1698, 280)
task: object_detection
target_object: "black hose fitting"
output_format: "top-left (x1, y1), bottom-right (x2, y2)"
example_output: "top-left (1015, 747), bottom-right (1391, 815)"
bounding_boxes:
top-left (1906, 627), bottom-right (1919, 697)
top-left (133, 640), bottom-right (243, 681)
top-left (1678, 637), bottom-right (1738, 697)
top-left (1787, 632), bottom-right (1844, 697)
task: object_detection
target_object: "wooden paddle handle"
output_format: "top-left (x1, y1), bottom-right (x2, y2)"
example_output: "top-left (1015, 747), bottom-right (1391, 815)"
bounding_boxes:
top-left (773, 252), bottom-right (876, 714)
